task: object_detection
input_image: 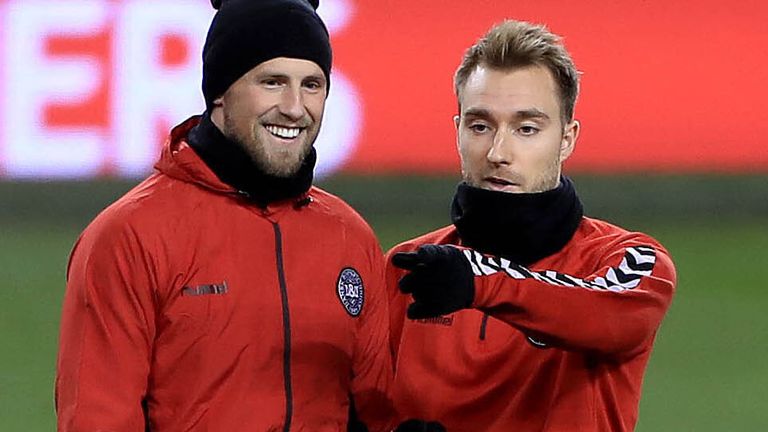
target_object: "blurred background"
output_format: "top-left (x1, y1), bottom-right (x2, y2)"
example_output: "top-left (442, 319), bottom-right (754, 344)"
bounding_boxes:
top-left (1, 0), bottom-right (767, 430)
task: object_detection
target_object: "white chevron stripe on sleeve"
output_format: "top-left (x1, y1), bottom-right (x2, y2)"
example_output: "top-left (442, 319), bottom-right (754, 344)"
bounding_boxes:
top-left (627, 247), bottom-right (657, 265)
top-left (463, 249), bottom-right (482, 276)
top-left (461, 246), bottom-right (657, 293)
top-left (475, 251), bottom-right (499, 275)
top-left (619, 259), bottom-right (653, 277)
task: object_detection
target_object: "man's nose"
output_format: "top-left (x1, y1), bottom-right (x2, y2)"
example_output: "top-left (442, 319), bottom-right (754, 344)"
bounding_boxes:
top-left (277, 86), bottom-right (306, 121)
top-left (486, 129), bottom-right (515, 165)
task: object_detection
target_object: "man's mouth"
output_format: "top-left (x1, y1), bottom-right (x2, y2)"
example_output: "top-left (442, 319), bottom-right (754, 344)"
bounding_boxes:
top-left (265, 125), bottom-right (304, 140)
top-left (484, 176), bottom-right (521, 191)
top-left (486, 176), bottom-right (516, 186)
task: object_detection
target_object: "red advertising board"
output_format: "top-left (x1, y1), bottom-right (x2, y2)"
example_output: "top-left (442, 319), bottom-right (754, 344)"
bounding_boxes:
top-left (1, 0), bottom-right (766, 179)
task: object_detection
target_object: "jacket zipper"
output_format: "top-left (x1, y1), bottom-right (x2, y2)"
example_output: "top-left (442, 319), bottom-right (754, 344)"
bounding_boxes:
top-left (479, 313), bottom-right (489, 341)
top-left (273, 222), bottom-right (293, 432)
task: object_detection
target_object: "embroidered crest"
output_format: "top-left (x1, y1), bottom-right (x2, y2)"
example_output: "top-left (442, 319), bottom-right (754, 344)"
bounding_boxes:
top-left (337, 267), bottom-right (364, 317)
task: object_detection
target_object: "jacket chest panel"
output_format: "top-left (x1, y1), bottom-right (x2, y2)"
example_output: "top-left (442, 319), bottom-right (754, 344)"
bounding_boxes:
top-left (155, 209), bottom-right (363, 368)
top-left (276, 217), bottom-right (362, 354)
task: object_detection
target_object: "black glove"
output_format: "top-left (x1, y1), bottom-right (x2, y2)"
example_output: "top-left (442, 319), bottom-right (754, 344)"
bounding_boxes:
top-left (394, 419), bottom-right (447, 432)
top-left (391, 244), bottom-right (475, 319)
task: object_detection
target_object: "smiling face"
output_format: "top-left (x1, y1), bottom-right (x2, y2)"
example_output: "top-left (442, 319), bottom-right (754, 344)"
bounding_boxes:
top-left (210, 57), bottom-right (327, 177)
top-left (455, 64), bottom-right (579, 194)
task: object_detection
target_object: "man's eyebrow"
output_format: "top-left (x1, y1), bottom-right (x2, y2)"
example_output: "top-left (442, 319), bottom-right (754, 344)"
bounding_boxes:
top-left (462, 107), bottom-right (492, 118)
top-left (462, 107), bottom-right (551, 121)
top-left (514, 108), bottom-right (550, 120)
top-left (303, 73), bottom-right (327, 83)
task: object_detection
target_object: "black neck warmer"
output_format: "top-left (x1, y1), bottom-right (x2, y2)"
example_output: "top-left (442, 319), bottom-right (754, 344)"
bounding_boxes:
top-left (451, 177), bottom-right (584, 266)
top-left (187, 113), bottom-right (316, 207)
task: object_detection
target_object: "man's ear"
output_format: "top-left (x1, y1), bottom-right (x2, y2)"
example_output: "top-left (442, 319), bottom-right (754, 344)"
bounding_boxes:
top-left (210, 97), bottom-right (226, 130)
top-left (560, 119), bottom-right (580, 162)
top-left (453, 115), bottom-right (462, 154)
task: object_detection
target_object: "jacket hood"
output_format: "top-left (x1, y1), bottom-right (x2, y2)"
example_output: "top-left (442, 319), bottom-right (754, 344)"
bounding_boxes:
top-left (154, 115), bottom-right (234, 195)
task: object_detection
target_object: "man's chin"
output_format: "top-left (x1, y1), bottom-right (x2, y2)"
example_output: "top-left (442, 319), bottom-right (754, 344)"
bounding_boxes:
top-left (257, 154), bottom-right (308, 178)
top-left (259, 162), bottom-right (303, 178)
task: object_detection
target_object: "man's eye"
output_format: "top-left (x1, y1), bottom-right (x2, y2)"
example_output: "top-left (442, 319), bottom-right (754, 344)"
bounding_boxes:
top-left (469, 124), bottom-right (489, 133)
top-left (262, 79), bottom-right (281, 87)
top-left (304, 81), bottom-right (322, 91)
top-left (519, 125), bottom-right (539, 135)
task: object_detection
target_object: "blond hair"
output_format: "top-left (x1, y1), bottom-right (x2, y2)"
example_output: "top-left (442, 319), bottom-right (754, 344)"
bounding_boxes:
top-left (454, 20), bottom-right (580, 125)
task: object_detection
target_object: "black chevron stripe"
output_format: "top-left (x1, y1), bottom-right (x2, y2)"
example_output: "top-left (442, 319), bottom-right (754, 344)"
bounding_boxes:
top-left (537, 271), bottom-right (567, 286)
top-left (610, 267), bottom-right (643, 284)
top-left (512, 263), bottom-right (537, 279)
top-left (554, 273), bottom-right (581, 287)
top-left (629, 261), bottom-right (654, 273)
top-left (468, 251), bottom-right (484, 275)
top-left (584, 279), bottom-right (608, 290)
top-left (633, 246), bottom-right (657, 257)
top-left (500, 260), bottom-right (524, 276)
top-left (624, 252), bottom-right (655, 271)
top-left (481, 255), bottom-right (503, 272)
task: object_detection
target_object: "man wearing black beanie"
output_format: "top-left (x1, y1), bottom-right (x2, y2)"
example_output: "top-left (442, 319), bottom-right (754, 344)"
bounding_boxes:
top-left (56, 1), bottom-right (394, 431)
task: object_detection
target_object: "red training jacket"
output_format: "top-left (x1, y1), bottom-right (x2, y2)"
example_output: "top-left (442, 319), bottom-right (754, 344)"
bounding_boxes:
top-left (56, 116), bottom-right (393, 431)
top-left (387, 219), bottom-right (676, 431)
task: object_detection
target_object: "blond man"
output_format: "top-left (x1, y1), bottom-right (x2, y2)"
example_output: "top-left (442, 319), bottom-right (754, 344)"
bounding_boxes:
top-left (388, 20), bottom-right (676, 432)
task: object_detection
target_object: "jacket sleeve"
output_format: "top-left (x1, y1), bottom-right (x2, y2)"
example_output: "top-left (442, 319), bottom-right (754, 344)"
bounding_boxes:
top-left (466, 238), bottom-right (676, 358)
top-left (350, 239), bottom-right (395, 431)
top-left (56, 218), bottom-right (157, 431)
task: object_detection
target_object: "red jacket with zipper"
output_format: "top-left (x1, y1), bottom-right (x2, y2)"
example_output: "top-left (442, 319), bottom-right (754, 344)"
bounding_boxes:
top-left (387, 219), bottom-right (675, 432)
top-left (56, 116), bottom-right (393, 432)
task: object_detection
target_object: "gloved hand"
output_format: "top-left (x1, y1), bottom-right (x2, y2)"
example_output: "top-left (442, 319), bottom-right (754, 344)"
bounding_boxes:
top-left (394, 419), bottom-right (447, 432)
top-left (391, 244), bottom-right (475, 319)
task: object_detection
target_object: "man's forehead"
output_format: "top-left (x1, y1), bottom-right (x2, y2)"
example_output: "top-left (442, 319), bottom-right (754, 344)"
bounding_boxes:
top-left (459, 65), bottom-right (560, 116)
top-left (250, 57), bottom-right (325, 76)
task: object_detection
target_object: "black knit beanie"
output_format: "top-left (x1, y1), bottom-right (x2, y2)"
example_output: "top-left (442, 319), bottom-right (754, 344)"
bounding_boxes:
top-left (202, 0), bottom-right (332, 110)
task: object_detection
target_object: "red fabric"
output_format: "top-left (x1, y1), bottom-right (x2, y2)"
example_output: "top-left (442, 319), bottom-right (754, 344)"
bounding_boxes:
top-left (56, 117), bottom-right (393, 431)
top-left (387, 219), bottom-right (676, 432)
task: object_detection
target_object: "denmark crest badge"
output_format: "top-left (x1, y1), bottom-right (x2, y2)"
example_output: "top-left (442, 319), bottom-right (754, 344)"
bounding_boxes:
top-left (337, 267), bottom-right (364, 317)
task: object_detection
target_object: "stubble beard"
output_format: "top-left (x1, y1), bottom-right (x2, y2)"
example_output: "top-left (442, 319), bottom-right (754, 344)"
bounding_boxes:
top-left (223, 111), bottom-right (317, 178)
top-left (526, 156), bottom-right (562, 193)
top-left (462, 154), bottom-right (562, 194)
